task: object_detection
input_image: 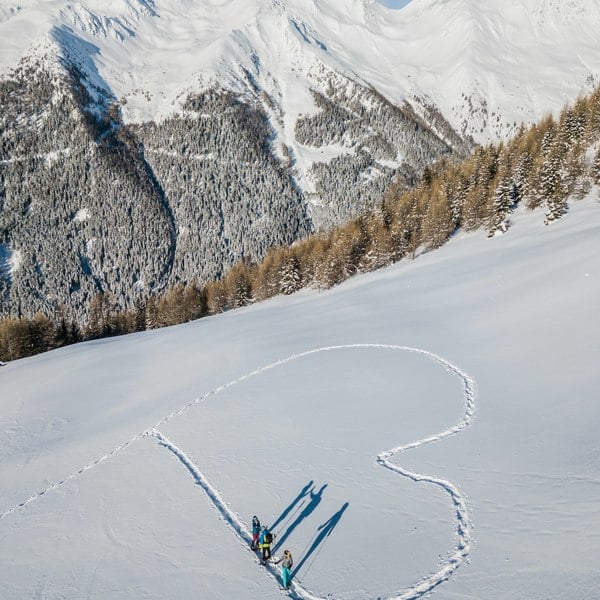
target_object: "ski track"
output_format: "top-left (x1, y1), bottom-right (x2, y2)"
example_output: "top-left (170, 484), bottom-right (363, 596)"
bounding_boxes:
top-left (0, 344), bottom-right (477, 600)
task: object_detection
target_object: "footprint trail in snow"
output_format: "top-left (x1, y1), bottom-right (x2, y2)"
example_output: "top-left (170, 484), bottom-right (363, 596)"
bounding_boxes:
top-left (1, 344), bottom-right (477, 600)
top-left (153, 344), bottom-right (477, 600)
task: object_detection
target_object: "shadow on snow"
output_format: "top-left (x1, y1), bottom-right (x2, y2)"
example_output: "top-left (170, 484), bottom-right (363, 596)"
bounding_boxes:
top-left (292, 502), bottom-right (349, 582)
top-left (274, 482), bottom-right (328, 552)
top-left (269, 482), bottom-right (349, 586)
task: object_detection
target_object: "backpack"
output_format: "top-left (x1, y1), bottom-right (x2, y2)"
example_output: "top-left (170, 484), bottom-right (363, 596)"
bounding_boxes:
top-left (265, 531), bottom-right (273, 544)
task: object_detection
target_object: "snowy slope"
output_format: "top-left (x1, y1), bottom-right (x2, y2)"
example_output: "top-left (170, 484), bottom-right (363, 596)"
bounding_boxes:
top-left (1, 0), bottom-right (600, 143)
top-left (0, 193), bottom-right (599, 599)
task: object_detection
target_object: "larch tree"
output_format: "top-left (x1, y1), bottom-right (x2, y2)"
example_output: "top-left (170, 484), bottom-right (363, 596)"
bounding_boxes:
top-left (421, 182), bottom-right (453, 249)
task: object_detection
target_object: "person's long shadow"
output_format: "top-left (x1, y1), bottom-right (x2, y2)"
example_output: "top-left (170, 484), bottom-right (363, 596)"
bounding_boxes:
top-left (291, 502), bottom-right (349, 581)
top-left (270, 480), bottom-right (314, 534)
top-left (274, 483), bottom-right (327, 552)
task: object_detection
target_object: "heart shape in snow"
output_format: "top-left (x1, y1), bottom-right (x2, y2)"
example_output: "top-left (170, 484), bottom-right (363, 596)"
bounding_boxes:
top-left (152, 344), bottom-right (477, 600)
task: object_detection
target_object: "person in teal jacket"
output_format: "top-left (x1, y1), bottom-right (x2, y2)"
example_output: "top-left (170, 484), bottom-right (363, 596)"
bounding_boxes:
top-left (274, 549), bottom-right (293, 589)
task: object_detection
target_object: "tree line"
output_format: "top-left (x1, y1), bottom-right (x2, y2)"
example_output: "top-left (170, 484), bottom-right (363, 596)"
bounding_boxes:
top-left (2, 86), bottom-right (600, 361)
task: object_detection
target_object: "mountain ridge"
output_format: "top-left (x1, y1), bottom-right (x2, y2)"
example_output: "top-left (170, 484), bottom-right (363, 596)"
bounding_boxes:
top-left (1, 0), bottom-right (600, 321)
top-left (2, 0), bottom-right (600, 141)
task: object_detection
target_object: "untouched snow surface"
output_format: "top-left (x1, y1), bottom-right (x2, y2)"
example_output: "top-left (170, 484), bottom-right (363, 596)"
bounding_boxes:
top-left (1, 0), bottom-right (600, 141)
top-left (1, 195), bottom-right (600, 599)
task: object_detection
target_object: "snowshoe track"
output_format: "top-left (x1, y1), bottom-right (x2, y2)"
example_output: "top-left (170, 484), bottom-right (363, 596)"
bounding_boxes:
top-left (153, 344), bottom-right (477, 600)
top-left (1, 344), bottom-right (477, 600)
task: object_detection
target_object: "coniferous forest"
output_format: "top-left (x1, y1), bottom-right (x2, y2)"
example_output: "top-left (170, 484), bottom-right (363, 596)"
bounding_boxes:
top-left (0, 59), bottom-right (464, 326)
top-left (1, 77), bottom-right (600, 361)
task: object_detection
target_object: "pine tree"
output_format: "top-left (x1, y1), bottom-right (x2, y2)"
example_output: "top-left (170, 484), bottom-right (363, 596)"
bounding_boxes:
top-left (182, 283), bottom-right (207, 321)
top-left (52, 304), bottom-right (71, 347)
top-left (592, 146), bottom-right (600, 185)
top-left (344, 216), bottom-right (371, 274)
top-left (134, 297), bottom-right (147, 332)
top-left (298, 235), bottom-right (329, 288)
top-left (389, 191), bottom-right (421, 259)
top-left (440, 163), bottom-right (468, 228)
top-left (0, 318), bottom-right (27, 361)
top-left (541, 145), bottom-right (568, 224)
top-left (562, 103), bottom-right (586, 148)
top-left (563, 142), bottom-right (587, 199)
top-left (584, 89), bottom-right (600, 144)
top-left (315, 231), bottom-right (355, 288)
top-left (86, 292), bottom-right (110, 339)
top-left (461, 145), bottom-right (498, 230)
top-left (145, 295), bottom-right (159, 330)
top-left (540, 117), bottom-right (557, 155)
top-left (205, 279), bottom-right (228, 314)
top-left (69, 321), bottom-right (82, 345)
top-left (224, 263), bottom-right (254, 307)
top-left (157, 285), bottom-right (187, 326)
top-left (254, 249), bottom-right (279, 301)
top-left (357, 212), bottom-right (393, 272)
top-left (29, 313), bottom-right (53, 355)
top-left (487, 152), bottom-right (517, 236)
top-left (278, 253), bottom-right (302, 295)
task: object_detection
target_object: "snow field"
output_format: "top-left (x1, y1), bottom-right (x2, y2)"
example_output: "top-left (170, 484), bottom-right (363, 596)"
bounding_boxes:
top-left (0, 434), bottom-right (284, 600)
top-left (0, 194), bottom-right (599, 598)
top-left (156, 348), bottom-right (462, 598)
top-left (1, 344), bottom-right (477, 600)
top-left (152, 345), bottom-right (478, 600)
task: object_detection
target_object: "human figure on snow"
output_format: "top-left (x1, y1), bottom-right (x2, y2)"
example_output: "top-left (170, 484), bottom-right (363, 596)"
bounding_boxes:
top-left (258, 525), bottom-right (274, 562)
top-left (274, 549), bottom-right (293, 589)
top-left (251, 515), bottom-right (261, 550)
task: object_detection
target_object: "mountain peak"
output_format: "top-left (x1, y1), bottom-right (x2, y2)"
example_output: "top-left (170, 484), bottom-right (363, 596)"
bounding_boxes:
top-left (1, 0), bottom-right (600, 138)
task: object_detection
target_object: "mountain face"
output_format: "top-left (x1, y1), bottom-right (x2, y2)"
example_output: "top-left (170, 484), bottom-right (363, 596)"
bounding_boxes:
top-left (1, 0), bottom-right (599, 320)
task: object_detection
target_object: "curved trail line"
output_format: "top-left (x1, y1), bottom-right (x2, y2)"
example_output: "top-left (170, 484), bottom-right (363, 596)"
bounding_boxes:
top-left (1, 344), bottom-right (476, 600)
top-left (155, 344), bottom-right (477, 600)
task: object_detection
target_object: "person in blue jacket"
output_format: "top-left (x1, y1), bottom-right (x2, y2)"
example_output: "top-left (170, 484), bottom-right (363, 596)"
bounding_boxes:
top-left (258, 525), bottom-right (274, 562)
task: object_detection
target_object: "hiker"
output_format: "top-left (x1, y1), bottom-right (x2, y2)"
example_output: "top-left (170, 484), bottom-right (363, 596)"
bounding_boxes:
top-left (274, 549), bottom-right (293, 589)
top-left (251, 515), bottom-right (261, 550)
top-left (258, 525), bottom-right (274, 562)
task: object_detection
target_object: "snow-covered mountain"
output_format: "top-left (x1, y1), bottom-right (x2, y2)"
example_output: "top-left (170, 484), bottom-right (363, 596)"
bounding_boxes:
top-left (2, 0), bottom-right (600, 142)
top-left (0, 192), bottom-right (598, 599)
top-left (1, 0), bottom-right (600, 321)
top-left (0, 0), bottom-right (471, 190)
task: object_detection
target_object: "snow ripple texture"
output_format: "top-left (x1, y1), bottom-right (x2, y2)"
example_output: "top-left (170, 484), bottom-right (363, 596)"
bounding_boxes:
top-left (0, 344), bottom-right (477, 600)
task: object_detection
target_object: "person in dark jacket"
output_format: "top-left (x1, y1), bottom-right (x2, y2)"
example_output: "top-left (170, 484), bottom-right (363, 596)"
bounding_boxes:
top-left (251, 516), bottom-right (261, 550)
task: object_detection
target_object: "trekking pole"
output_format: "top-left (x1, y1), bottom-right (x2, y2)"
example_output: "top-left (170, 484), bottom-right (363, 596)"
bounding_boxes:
top-left (296, 529), bottom-right (319, 562)
top-left (295, 542), bottom-right (327, 585)
top-left (291, 530), bottom-right (321, 585)
top-left (295, 524), bottom-right (339, 585)
top-left (273, 498), bottom-right (306, 537)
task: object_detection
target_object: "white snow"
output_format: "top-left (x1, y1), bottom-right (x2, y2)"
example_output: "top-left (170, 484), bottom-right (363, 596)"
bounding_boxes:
top-left (0, 147), bottom-right (72, 166)
top-left (293, 142), bottom-right (352, 193)
top-left (73, 207), bottom-right (91, 223)
top-left (1, 0), bottom-right (600, 143)
top-left (0, 243), bottom-right (21, 280)
top-left (0, 193), bottom-right (599, 599)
